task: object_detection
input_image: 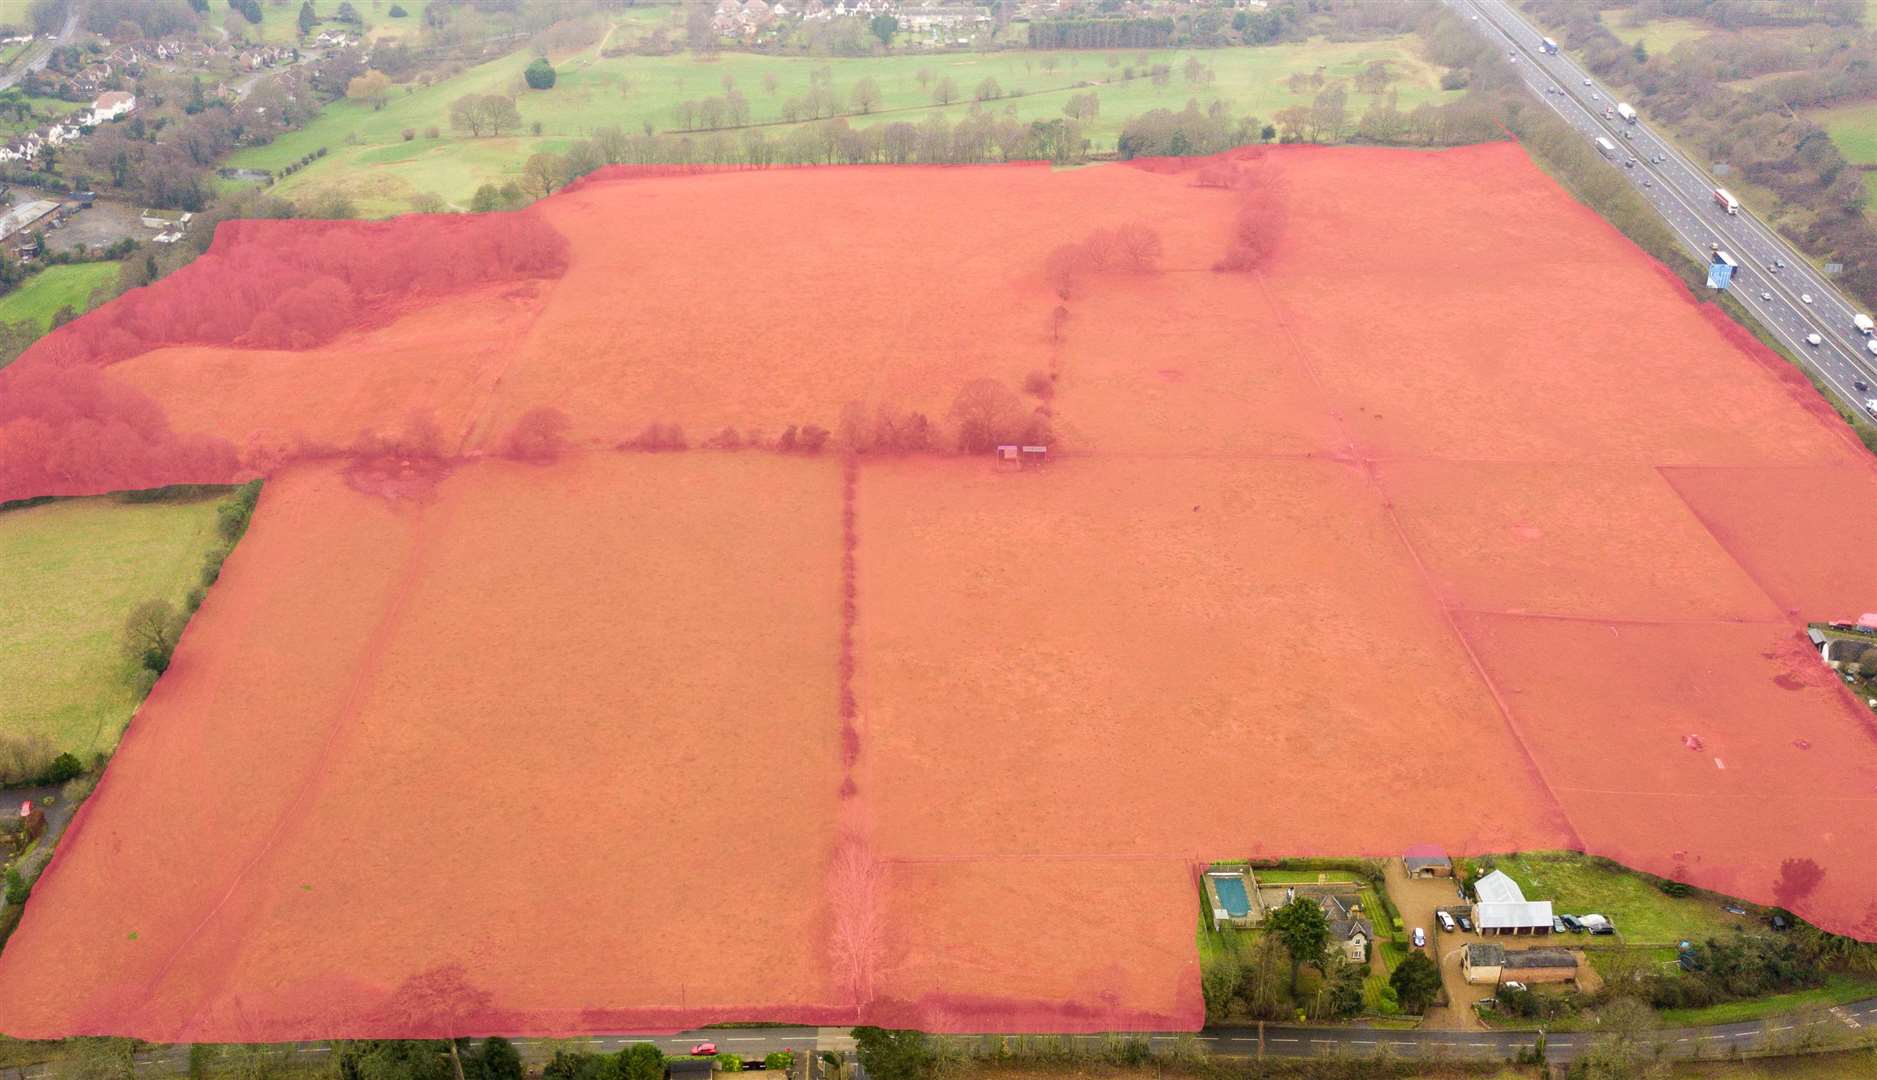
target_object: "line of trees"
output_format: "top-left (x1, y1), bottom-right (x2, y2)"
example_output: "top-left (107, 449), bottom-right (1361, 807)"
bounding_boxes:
top-left (1026, 18), bottom-right (1175, 49)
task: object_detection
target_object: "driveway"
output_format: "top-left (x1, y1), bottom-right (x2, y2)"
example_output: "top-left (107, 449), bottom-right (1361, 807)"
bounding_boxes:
top-left (1382, 858), bottom-right (1485, 1030)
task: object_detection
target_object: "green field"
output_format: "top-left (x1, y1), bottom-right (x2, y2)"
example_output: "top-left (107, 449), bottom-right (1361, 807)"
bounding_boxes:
top-left (0, 263), bottom-right (118, 334)
top-left (1599, 14), bottom-right (1712, 55)
top-left (1656, 972), bottom-right (1877, 1027)
top-left (1486, 853), bottom-right (1754, 946)
top-left (230, 31), bottom-right (1459, 215)
top-left (1808, 100), bottom-right (1877, 210)
top-left (0, 494), bottom-right (229, 758)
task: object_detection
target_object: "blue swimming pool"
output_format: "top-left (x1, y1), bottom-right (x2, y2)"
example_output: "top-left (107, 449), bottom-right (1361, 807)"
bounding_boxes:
top-left (1211, 874), bottom-right (1250, 918)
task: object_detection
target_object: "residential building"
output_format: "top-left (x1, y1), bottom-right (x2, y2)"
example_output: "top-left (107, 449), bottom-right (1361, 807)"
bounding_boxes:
top-left (1319, 893), bottom-right (1373, 963)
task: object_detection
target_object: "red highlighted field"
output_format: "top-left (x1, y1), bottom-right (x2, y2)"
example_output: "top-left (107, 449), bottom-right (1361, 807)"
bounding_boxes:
top-left (4, 144), bottom-right (1877, 1039)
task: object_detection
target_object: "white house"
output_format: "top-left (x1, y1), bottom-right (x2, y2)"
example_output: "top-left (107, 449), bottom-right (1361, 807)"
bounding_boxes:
top-left (88, 91), bottom-right (137, 124)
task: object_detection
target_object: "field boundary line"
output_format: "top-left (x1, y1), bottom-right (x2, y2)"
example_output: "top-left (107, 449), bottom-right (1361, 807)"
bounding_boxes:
top-left (1245, 271), bottom-right (1586, 850)
top-left (136, 488), bottom-right (453, 1005)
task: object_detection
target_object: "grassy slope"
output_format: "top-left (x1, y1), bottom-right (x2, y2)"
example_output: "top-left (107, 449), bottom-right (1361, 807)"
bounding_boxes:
top-left (1655, 972), bottom-right (1877, 1027)
top-left (0, 495), bottom-right (226, 757)
top-left (1488, 852), bottom-right (1750, 946)
top-left (231, 31), bottom-right (1457, 215)
top-left (1809, 101), bottom-right (1877, 210)
top-left (0, 263), bottom-right (118, 333)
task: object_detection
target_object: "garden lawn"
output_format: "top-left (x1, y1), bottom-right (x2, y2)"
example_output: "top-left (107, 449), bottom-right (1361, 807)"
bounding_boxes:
top-left (0, 493), bottom-right (229, 758)
top-left (0, 263), bottom-right (118, 337)
top-left (232, 33), bottom-right (1458, 216)
top-left (1487, 853), bottom-right (1753, 946)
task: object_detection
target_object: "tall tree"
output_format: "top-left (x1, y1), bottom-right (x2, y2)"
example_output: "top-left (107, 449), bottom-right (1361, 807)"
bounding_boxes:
top-left (1266, 898), bottom-right (1330, 972)
top-left (1388, 950), bottom-right (1441, 1014)
top-left (298, 0), bottom-right (317, 34)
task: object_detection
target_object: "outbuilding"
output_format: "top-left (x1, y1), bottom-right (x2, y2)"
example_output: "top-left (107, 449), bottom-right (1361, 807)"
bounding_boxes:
top-left (1471, 869), bottom-right (1553, 936)
top-left (1463, 942), bottom-right (1579, 985)
top-left (1403, 846), bottom-right (1453, 878)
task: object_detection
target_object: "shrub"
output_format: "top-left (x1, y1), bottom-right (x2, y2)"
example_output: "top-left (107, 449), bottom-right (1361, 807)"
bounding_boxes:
top-left (425, 125), bottom-right (439, 138)
top-left (718, 1055), bottom-right (742, 1073)
top-left (402, 128), bottom-right (415, 141)
top-left (525, 57), bottom-right (557, 90)
top-left (38, 752), bottom-right (83, 786)
top-left (388, 2), bottom-right (406, 13)
top-left (799, 424), bottom-right (831, 452)
top-left (4, 867), bottom-right (28, 907)
top-left (0, 732), bottom-right (56, 787)
top-left (761, 1052), bottom-right (793, 1073)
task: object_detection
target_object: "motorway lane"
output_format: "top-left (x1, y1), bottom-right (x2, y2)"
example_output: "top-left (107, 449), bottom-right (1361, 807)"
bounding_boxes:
top-left (21, 999), bottom-right (1877, 1077)
top-left (1452, 0), bottom-right (1877, 417)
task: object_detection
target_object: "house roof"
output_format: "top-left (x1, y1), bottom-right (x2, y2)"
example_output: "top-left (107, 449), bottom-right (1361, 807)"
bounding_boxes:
top-left (93, 90), bottom-right (134, 109)
top-left (1318, 894), bottom-right (1372, 941)
top-left (1404, 848), bottom-right (1451, 871)
top-left (1503, 949), bottom-right (1577, 970)
top-left (1465, 942), bottom-right (1505, 967)
top-left (1475, 900), bottom-right (1554, 929)
top-left (1474, 869), bottom-right (1526, 905)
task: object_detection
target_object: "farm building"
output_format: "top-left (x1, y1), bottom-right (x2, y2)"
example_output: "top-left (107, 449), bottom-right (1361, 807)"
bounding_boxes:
top-left (139, 208), bottom-right (193, 231)
top-left (1463, 942), bottom-right (1579, 985)
top-left (1471, 869), bottom-right (1553, 936)
top-left (0, 199), bottom-right (62, 255)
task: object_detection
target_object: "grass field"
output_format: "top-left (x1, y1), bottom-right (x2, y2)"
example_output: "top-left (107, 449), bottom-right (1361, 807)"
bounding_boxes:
top-left (231, 31), bottom-right (1458, 215)
top-left (1807, 101), bottom-right (1877, 210)
top-left (0, 493), bottom-right (229, 758)
top-left (1486, 853), bottom-right (1754, 946)
top-left (1599, 14), bottom-right (1712, 55)
top-left (0, 263), bottom-right (119, 335)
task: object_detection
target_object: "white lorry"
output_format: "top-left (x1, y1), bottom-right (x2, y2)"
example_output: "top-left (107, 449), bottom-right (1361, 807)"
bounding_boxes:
top-left (1616, 102), bottom-right (1637, 123)
top-left (1855, 313), bottom-right (1874, 336)
top-left (1713, 188), bottom-right (1741, 215)
top-left (1597, 137), bottom-right (1618, 159)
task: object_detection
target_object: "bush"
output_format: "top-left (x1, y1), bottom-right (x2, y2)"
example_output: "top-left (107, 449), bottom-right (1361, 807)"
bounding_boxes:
top-left (4, 867), bottom-right (28, 907)
top-left (718, 1055), bottom-right (742, 1073)
top-left (388, 2), bottom-right (406, 13)
top-left (403, 128), bottom-right (416, 141)
top-left (761, 1052), bottom-right (793, 1073)
top-left (39, 752), bottom-right (83, 786)
top-left (525, 57), bottom-right (557, 90)
top-left (425, 125), bottom-right (440, 138)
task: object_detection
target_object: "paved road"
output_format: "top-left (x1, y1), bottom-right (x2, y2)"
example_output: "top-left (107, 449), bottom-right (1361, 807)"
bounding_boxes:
top-left (0, 2), bottom-right (83, 94)
top-left (1451, 0), bottom-right (1877, 418)
top-left (18, 1000), bottom-right (1876, 1078)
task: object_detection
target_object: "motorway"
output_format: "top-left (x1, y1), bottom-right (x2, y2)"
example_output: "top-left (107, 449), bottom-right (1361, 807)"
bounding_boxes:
top-left (1451, 0), bottom-right (1877, 418)
top-left (16, 1000), bottom-right (1876, 1077)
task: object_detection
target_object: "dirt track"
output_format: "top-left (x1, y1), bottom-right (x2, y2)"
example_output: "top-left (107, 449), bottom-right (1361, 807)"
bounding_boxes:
top-left (2, 145), bottom-right (1876, 1041)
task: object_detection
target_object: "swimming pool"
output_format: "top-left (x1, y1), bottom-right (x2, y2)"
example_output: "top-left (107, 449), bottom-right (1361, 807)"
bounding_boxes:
top-left (1211, 874), bottom-right (1251, 918)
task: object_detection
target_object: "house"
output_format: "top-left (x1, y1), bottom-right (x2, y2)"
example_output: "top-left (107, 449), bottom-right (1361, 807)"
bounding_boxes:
top-left (88, 90), bottom-right (136, 123)
top-left (1403, 846), bottom-right (1453, 878)
top-left (1462, 942), bottom-right (1579, 986)
top-left (139, 208), bottom-right (193, 231)
top-left (1319, 893), bottom-right (1373, 963)
top-left (1471, 869), bottom-right (1553, 936)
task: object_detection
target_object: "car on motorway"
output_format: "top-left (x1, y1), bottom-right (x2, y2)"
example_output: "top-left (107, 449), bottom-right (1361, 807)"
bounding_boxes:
top-left (1808, 333), bottom-right (1823, 346)
top-left (1776, 258), bottom-right (1786, 268)
top-left (1592, 93), bottom-right (1601, 101)
top-left (691, 1044), bottom-right (718, 1057)
top-left (1643, 178), bottom-right (1652, 187)
top-left (1857, 380), bottom-right (1870, 393)
top-left (1803, 293), bottom-right (1815, 304)
top-left (1761, 291), bottom-right (1773, 301)
top-left (1865, 397), bottom-right (1877, 416)
top-left (1583, 77), bottom-right (1591, 85)
top-left (1412, 927), bottom-right (1427, 948)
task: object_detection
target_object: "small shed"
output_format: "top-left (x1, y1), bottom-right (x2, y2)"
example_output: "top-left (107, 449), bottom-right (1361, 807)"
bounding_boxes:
top-left (1403, 845), bottom-right (1453, 878)
top-left (139, 208), bottom-right (192, 231)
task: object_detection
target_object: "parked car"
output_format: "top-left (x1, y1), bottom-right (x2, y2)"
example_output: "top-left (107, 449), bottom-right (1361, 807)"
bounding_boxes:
top-left (691, 1044), bottom-right (718, 1057)
top-left (1437, 911), bottom-right (1457, 933)
top-left (1458, 914), bottom-right (1473, 932)
top-left (1412, 927), bottom-right (1427, 948)
top-left (1552, 915), bottom-right (1569, 933)
top-left (1560, 915), bottom-right (1585, 932)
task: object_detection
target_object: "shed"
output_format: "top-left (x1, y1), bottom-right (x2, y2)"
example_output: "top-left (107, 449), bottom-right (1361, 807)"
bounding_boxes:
top-left (1403, 846), bottom-right (1452, 878)
top-left (1808, 627), bottom-right (1828, 650)
top-left (139, 208), bottom-right (192, 230)
top-left (1501, 947), bottom-right (1579, 984)
top-left (0, 199), bottom-right (61, 246)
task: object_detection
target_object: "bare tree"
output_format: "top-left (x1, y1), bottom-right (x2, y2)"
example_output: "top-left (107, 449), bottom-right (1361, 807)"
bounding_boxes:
top-left (932, 76), bottom-right (958, 105)
top-left (948, 378), bottom-right (1027, 452)
top-left (851, 76), bottom-right (882, 115)
top-left (123, 599), bottom-right (184, 673)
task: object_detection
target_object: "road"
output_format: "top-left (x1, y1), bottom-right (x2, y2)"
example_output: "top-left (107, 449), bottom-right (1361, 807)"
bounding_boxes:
top-left (1451, 0), bottom-right (1877, 418)
top-left (0, 2), bottom-right (82, 94)
top-left (16, 1000), bottom-right (1875, 1078)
